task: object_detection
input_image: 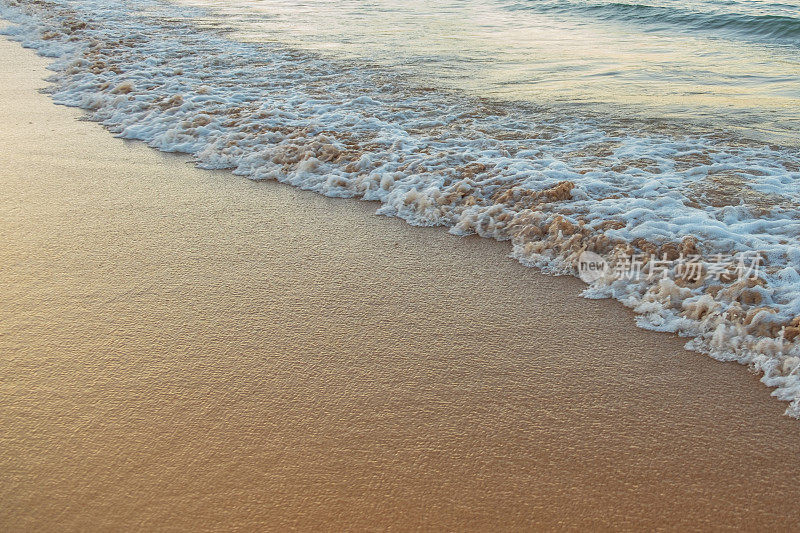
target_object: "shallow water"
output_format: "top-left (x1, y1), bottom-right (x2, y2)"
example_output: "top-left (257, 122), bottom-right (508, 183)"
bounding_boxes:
top-left (177, 0), bottom-right (800, 144)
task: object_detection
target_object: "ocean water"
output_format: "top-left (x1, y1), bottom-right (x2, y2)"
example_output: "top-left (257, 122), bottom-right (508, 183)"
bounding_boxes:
top-left (179, 0), bottom-right (800, 145)
top-left (1, 0), bottom-right (799, 416)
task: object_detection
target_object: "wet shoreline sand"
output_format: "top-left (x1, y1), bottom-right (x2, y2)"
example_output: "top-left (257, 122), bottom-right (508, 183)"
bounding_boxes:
top-left (1, 36), bottom-right (799, 531)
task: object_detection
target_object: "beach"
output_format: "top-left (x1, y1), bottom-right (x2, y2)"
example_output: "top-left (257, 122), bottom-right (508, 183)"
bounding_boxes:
top-left (1, 31), bottom-right (800, 531)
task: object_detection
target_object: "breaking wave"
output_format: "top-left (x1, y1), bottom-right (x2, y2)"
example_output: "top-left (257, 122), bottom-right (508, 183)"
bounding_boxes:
top-left (502, 0), bottom-right (800, 44)
top-left (2, 0), bottom-right (800, 416)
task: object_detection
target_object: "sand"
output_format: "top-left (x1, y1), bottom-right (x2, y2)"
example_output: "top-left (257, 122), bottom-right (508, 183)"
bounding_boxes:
top-left (1, 36), bottom-right (799, 531)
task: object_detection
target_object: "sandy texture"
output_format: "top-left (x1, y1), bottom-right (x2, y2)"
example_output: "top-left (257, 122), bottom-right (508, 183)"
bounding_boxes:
top-left (0, 36), bottom-right (799, 531)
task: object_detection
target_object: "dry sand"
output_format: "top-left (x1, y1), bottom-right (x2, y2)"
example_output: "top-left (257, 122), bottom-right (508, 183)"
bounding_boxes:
top-left (1, 36), bottom-right (799, 531)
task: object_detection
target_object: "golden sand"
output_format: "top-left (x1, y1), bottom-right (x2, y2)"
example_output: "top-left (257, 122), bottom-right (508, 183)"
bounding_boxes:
top-left (1, 37), bottom-right (799, 531)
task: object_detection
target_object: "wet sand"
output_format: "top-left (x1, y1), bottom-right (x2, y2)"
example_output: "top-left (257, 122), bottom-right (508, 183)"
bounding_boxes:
top-left (1, 36), bottom-right (799, 531)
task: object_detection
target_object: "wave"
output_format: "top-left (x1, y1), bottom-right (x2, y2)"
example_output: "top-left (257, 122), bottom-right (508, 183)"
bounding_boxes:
top-left (2, 0), bottom-right (800, 417)
top-left (502, 0), bottom-right (800, 43)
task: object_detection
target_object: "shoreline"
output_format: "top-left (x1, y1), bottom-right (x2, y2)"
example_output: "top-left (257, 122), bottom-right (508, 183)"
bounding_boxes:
top-left (1, 33), bottom-right (800, 531)
top-left (5, 0), bottom-right (800, 419)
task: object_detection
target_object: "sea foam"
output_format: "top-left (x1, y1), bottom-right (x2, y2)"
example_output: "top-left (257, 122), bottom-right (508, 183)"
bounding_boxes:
top-left (2, 0), bottom-right (800, 416)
